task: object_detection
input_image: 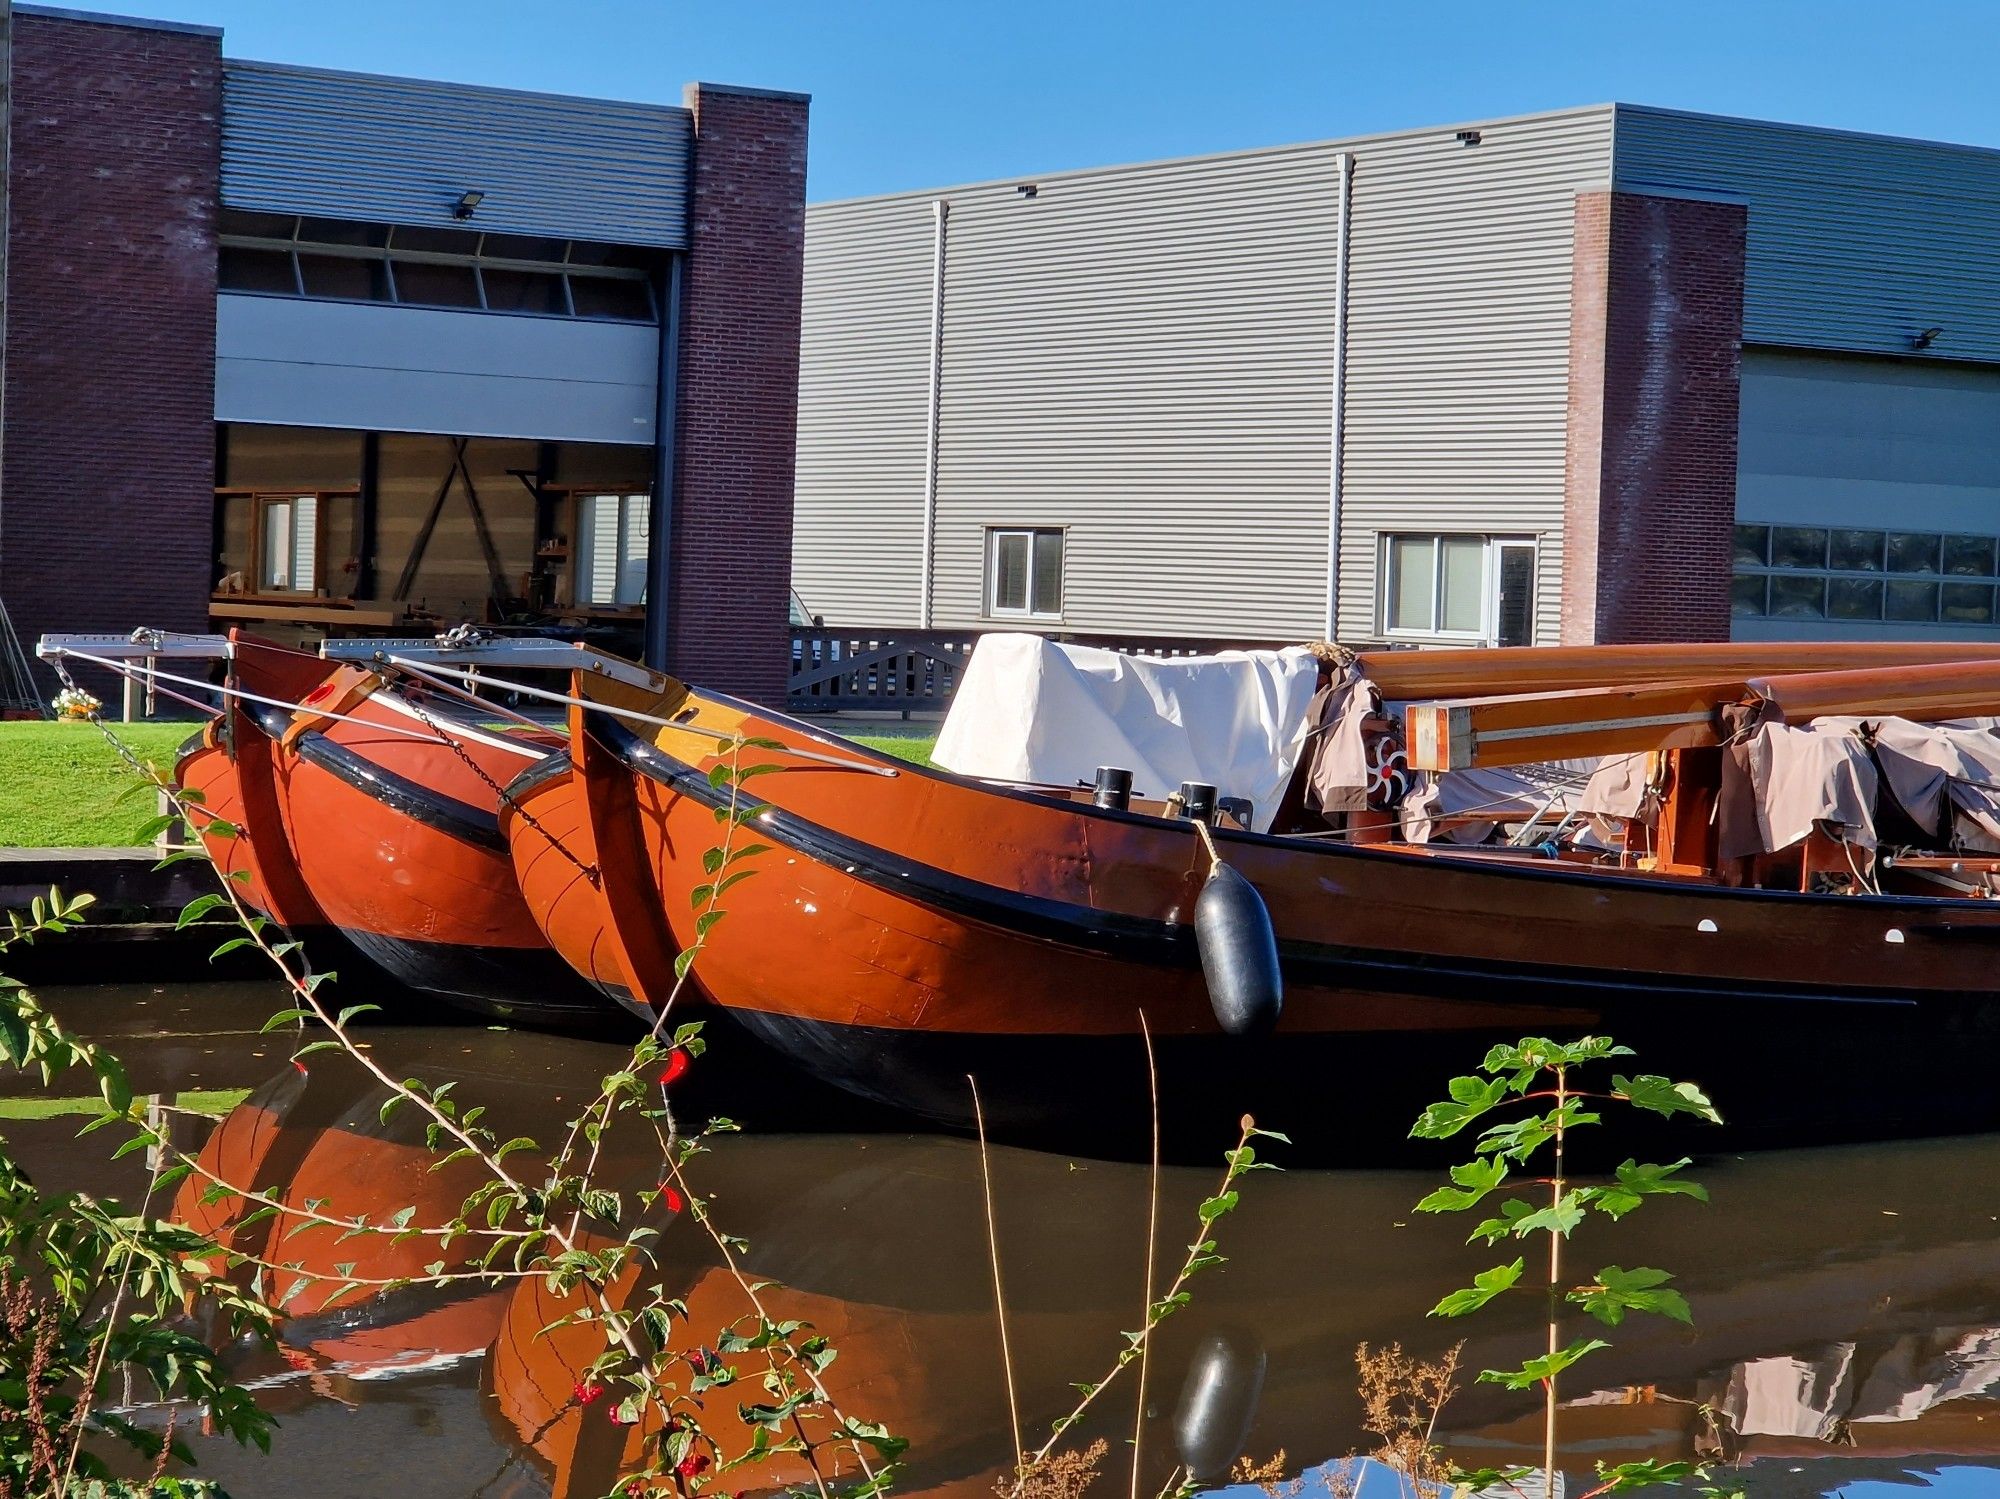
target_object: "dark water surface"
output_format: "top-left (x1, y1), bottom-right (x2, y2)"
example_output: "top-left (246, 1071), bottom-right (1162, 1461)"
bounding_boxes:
top-left (12, 981), bottom-right (2000, 1499)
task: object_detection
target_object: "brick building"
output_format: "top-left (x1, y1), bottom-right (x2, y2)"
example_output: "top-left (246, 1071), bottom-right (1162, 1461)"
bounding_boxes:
top-left (0, 4), bottom-right (806, 702)
top-left (793, 105), bottom-right (2000, 650)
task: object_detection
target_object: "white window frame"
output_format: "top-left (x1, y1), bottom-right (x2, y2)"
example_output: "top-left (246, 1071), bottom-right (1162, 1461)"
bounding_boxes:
top-left (573, 491), bottom-right (651, 608)
top-left (1379, 532), bottom-right (1537, 645)
top-left (985, 526), bottom-right (1065, 621)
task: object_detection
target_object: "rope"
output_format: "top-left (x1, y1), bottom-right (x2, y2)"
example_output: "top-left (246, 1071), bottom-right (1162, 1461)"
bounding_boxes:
top-left (380, 671), bottom-right (601, 890)
top-left (1191, 817), bottom-right (1223, 874)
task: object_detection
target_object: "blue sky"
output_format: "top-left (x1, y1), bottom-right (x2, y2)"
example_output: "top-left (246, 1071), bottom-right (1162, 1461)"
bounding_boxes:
top-left (92, 0), bottom-right (2000, 201)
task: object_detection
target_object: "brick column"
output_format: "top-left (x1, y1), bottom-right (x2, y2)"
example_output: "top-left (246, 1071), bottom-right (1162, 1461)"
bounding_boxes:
top-left (663, 82), bottom-right (809, 704)
top-left (2, 11), bottom-right (220, 676)
top-left (1562, 190), bottom-right (1746, 644)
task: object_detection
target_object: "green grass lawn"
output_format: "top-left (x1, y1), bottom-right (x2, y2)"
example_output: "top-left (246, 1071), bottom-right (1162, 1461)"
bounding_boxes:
top-left (0, 720), bottom-right (194, 848)
top-left (0, 719), bottom-right (939, 850)
top-left (0, 1087), bottom-right (249, 1121)
top-left (848, 731), bottom-right (937, 767)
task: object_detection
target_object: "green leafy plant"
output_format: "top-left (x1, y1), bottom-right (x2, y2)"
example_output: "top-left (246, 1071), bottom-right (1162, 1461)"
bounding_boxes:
top-left (104, 709), bottom-right (903, 1499)
top-left (1411, 1037), bottom-right (1723, 1498)
top-left (0, 888), bottom-right (276, 1498)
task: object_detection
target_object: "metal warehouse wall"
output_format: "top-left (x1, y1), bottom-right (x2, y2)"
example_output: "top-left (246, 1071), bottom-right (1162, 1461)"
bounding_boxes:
top-left (1337, 108), bottom-right (1613, 645)
top-left (795, 108), bottom-right (1614, 640)
top-left (1615, 106), bottom-right (2000, 364)
top-left (929, 144), bottom-right (1342, 639)
top-left (793, 196), bottom-right (938, 626)
top-left (222, 61), bottom-right (693, 248)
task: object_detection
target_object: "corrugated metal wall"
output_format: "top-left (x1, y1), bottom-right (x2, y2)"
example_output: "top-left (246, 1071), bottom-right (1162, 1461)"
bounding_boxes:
top-left (929, 145), bottom-right (1343, 638)
top-left (796, 109), bottom-right (1613, 641)
top-left (222, 61), bottom-right (693, 247)
top-left (1616, 107), bottom-right (2000, 365)
top-left (792, 197), bottom-right (938, 625)
top-left (1338, 109), bottom-right (1614, 644)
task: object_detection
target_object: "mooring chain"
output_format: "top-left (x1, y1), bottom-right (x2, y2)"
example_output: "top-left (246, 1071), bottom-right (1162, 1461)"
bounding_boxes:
top-left (383, 672), bottom-right (603, 890)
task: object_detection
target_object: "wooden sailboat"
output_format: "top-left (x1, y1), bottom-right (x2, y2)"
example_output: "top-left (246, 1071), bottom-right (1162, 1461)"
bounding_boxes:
top-left (248, 646), bottom-right (624, 1029)
top-left (174, 635), bottom-right (338, 947)
top-left (149, 631), bottom-right (616, 1028)
top-left (468, 637), bottom-right (2000, 1156)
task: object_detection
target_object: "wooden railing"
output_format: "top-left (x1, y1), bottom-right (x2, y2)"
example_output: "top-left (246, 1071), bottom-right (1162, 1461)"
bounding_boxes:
top-left (786, 626), bottom-right (1293, 714)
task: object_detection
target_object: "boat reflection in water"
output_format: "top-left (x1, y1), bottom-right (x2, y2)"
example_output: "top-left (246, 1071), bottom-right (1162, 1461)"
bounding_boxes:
top-left (167, 1043), bottom-right (2000, 1498)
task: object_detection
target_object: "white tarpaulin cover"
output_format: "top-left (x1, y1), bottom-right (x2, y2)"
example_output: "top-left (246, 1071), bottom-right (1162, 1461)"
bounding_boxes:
top-left (933, 634), bottom-right (1320, 832)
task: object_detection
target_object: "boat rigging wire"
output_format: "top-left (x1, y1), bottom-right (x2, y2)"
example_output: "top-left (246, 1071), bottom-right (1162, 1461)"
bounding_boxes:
top-left (364, 657), bottom-right (559, 736)
top-left (45, 648), bottom-right (544, 757)
top-left (373, 656), bottom-right (902, 778)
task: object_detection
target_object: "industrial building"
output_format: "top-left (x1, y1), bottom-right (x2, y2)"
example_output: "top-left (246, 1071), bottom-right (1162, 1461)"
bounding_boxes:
top-left (792, 104), bottom-right (2000, 651)
top-left (0, 4), bottom-right (806, 701)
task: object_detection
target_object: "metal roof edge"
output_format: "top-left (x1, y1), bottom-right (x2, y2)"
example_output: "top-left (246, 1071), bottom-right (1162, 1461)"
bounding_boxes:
top-left (687, 81), bottom-right (811, 105)
top-left (222, 56), bottom-right (693, 119)
top-left (806, 102), bottom-right (1619, 210)
top-left (15, 4), bottom-right (219, 38)
top-left (1612, 101), bottom-right (2000, 170)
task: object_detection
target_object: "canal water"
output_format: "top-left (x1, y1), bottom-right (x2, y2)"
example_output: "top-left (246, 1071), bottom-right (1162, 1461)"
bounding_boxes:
top-left (14, 981), bottom-right (2000, 1498)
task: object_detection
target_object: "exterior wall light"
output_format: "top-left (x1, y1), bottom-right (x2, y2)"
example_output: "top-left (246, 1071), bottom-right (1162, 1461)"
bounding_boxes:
top-left (1913, 325), bottom-right (1945, 350)
top-left (1456, 129), bottom-right (1482, 146)
top-left (452, 189), bottom-right (486, 220)
top-left (1015, 184), bottom-right (1038, 198)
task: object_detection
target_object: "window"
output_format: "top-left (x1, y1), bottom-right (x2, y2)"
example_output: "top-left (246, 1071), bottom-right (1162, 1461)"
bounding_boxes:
top-left (574, 493), bottom-right (650, 607)
top-left (987, 528), bottom-right (1063, 618)
top-left (1734, 522), bottom-right (2000, 626)
top-left (214, 489), bottom-right (357, 598)
top-left (1381, 533), bottom-right (1536, 644)
top-left (215, 210), bottom-right (662, 324)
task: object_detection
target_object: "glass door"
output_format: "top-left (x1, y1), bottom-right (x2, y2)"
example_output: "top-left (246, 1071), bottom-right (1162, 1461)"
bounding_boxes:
top-left (1490, 541), bottom-right (1536, 647)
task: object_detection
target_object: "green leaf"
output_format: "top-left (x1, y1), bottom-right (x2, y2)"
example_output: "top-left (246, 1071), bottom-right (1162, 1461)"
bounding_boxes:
top-left (1477, 1336), bottom-right (1611, 1390)
top-left (1585, 1158), bottom-right (1709, 1220)
top-left (1570, 1265), bottom-right (1693, 1328)
top-left (1196, 1190), bottom-right (1239, 1222)
top-left (96, 1054), bottom-right (133, 1113)
top-left (1428, 1257), bottom-right (1523, 1318)
top-left (1511, 1191), bottom-right (1586, 1239)
top-left (1414, 1155), bottom-right (1510, 1214)
top-left (1410, 1074), bottom-right (1510, 1139)
top-left (0, 1005), bottom-right (27, 1065)
top-left (175, 893), bottom-right (228, 930)
top-left (1467, 1197), bottom-right (1539, 1245)
top-left (1613, 1073), bottom-right (1722, 1123)
top-left (1592, 1459), bottom-right (1703, 1492)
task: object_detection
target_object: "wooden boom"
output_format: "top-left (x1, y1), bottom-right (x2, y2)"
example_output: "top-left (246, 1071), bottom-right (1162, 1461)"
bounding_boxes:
top-left (1407, 656), bottom-right (2000, 771)
top-left (1360, 640), bottom-right (2000, 703)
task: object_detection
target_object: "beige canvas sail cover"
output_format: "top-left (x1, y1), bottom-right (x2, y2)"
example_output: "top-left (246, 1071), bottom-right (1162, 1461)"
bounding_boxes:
top-left (934, 634), bottom-right (1321, 832)
top-left (1716, 715), bottom-right (2000, 858)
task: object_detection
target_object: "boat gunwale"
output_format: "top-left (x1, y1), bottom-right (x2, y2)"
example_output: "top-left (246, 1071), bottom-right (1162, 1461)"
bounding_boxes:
top-left (665, 684), bottom-right (2000, 919)
top-left (586, 709), bottom-right (1934, 1014)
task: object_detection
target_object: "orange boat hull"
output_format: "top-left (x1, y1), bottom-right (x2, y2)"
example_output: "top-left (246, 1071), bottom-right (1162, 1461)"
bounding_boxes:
top-left (247, 667), bottom-right (622, 1029)
top-left (515, 674), bottom-right (2000, 1156)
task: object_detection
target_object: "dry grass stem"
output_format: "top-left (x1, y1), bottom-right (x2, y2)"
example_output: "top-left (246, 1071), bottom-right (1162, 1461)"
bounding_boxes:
top-left (1355, 1340), bottom-right (1464, 1493)
top-left (1004, 1439), bottom-right (1109, 1499)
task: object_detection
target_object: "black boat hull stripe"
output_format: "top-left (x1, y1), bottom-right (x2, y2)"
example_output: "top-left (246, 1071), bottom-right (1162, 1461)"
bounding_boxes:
top-left (588, 710), bottom-right (1918, 1014)
top-left (271, 707), bottom-right (508, 855)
